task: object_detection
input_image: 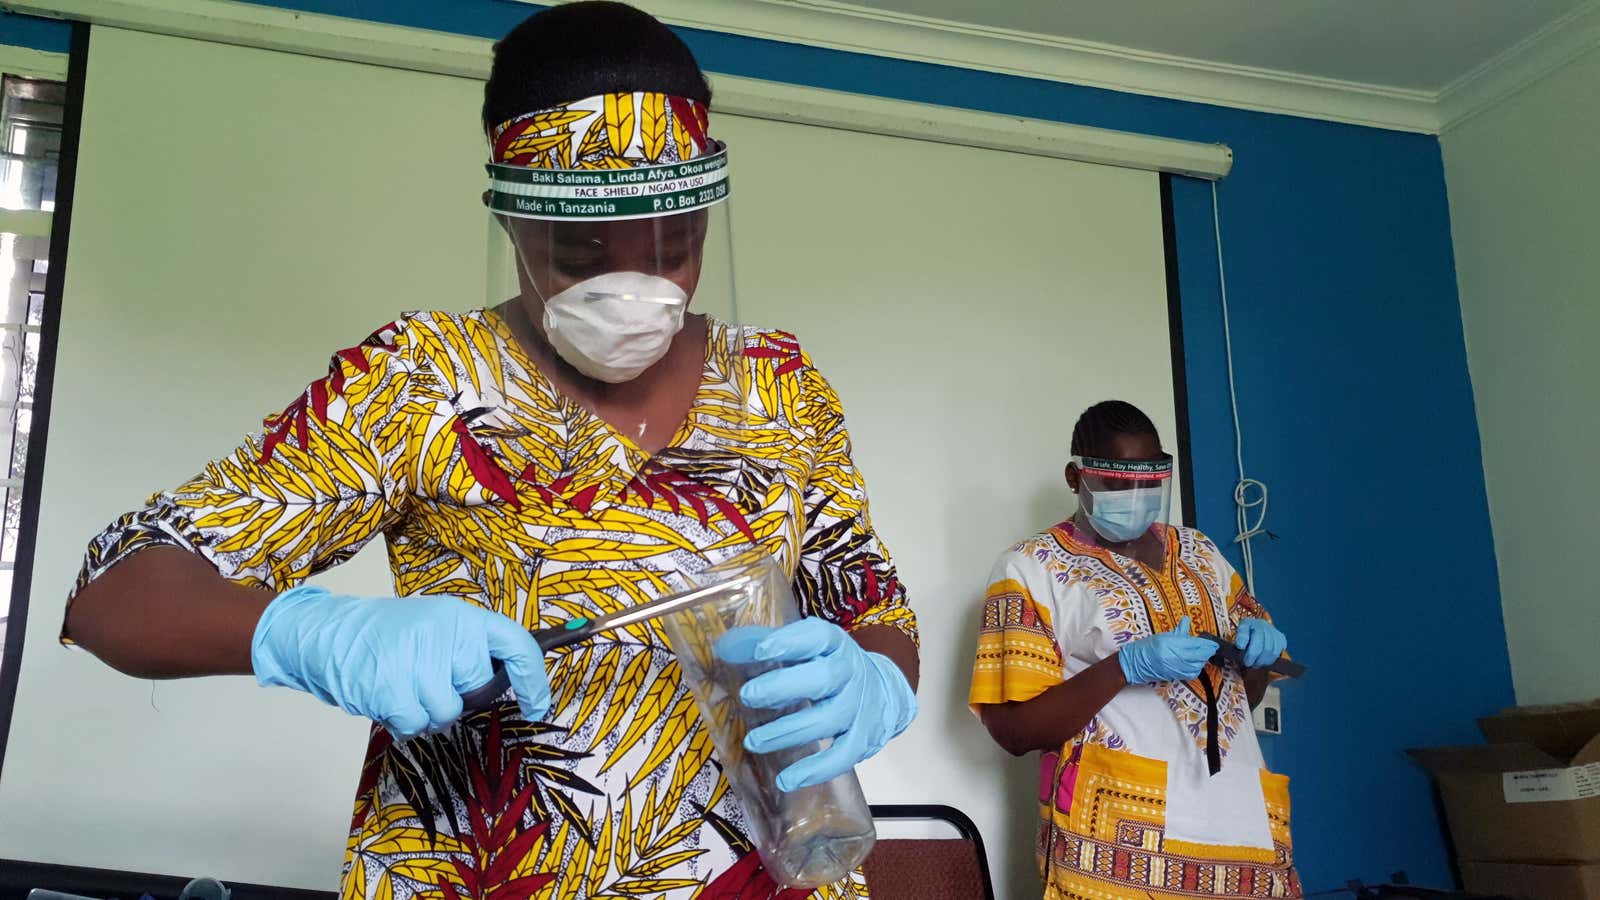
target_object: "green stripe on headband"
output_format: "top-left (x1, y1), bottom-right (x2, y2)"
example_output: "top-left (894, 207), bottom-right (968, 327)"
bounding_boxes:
top-left (488, 150), bottom-right (730, 221)
top-left (490, 150), bottom-right (727, 186)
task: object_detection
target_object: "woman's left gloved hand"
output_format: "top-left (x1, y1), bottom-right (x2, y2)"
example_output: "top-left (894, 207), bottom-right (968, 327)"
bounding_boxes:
top-left (730, 618), bottom-right (917, 792)
top-left (1234, 617), bottom-right (1288, 669)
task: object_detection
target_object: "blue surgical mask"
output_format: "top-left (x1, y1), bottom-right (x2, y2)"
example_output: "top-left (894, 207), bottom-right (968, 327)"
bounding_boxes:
top-left (1086, 489), bottom-right (1162, 542)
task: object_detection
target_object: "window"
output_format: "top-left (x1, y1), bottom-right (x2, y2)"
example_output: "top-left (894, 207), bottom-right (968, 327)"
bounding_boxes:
top-left (0, 76), bottom-right (64, 668)
top-left (0, 76), bottom-right (64, 213)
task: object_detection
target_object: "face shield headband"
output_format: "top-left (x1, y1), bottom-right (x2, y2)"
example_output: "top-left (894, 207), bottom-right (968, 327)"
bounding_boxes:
top-left (486, 92), bottom-right (729, 223)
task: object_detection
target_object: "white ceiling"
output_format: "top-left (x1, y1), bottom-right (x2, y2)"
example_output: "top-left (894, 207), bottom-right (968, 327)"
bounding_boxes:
top-left (618, 0), bottom-right (1600, 131)
top-left (841, 0), bottom-right (1586, 91)
top-left (531, 0), bottom-right (1600, 130)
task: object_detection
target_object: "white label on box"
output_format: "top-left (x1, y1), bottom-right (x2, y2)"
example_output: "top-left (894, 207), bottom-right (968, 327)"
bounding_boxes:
top-left (1503, 761), bottom-right (1600, 803)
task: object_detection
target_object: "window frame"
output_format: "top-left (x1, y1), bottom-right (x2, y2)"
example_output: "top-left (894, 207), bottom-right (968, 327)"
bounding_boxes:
top-left (0, 25), bottom-right (81, 780)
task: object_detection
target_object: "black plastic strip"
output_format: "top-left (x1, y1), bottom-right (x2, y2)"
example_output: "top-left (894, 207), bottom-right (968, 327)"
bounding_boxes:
top-left (1159, 173), bottom-right (1198, 528)
top-left (1200, 671), bottom-right (1222, 776)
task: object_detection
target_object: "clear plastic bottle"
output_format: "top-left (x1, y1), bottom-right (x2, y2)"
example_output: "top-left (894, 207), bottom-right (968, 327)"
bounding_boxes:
top-left (660, 551), bottom-right (876, 888)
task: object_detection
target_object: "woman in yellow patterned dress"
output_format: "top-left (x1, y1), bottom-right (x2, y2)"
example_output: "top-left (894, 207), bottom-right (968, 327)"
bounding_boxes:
top-left (970, 401), bottom-right (1298, 899)
top-left (60, 4), bottom-right (919, 898)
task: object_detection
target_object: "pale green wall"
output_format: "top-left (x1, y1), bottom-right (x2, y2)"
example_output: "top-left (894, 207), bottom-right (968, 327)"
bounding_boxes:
top-left (0, 25), bottom-right (1176, 894)
top-left (1442, 49), bottom-right (1600, 705)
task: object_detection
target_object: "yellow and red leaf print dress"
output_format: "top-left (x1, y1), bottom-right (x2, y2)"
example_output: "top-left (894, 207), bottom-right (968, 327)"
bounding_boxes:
top-left (69, 310), bottom-right (917, 900)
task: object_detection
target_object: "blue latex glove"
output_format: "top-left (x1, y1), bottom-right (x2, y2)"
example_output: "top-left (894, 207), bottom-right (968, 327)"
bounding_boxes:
top-left (251, 585), bottom-right (550, 738)
top-left (1234, 617), bottom-right (1288, 669)
top-left (1117, 616), bottom-right (1218, 685)
top-left (731, 618), bottom-right (917, 792)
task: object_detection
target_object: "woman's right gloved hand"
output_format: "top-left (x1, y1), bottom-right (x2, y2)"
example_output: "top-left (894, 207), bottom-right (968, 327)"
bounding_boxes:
top-left (1116, 616), bottom-right (1219, 685)
top-left (251, 585), bottom-right (550, 737)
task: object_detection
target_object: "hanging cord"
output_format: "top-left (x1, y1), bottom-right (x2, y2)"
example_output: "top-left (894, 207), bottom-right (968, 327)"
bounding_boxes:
top-left (1211, 182), bottom-right (1270, 594)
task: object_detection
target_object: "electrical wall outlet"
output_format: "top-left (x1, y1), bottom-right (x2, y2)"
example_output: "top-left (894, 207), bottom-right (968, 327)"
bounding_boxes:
top-left (1253, 684), bottom-right (1283, 735)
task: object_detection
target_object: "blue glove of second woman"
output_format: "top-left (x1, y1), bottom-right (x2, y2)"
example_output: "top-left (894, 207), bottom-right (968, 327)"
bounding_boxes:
top-left (1117, 616), bottom-right (1218, 685)
top-left (1235, 617), bottom-right (1288, 669)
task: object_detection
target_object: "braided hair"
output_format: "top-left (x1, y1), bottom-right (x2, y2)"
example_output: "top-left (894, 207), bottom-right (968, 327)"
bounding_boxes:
top-left (1070, 400), bottom-right (1160, 458)
top-left (483, 2), bottom-right (712, 134)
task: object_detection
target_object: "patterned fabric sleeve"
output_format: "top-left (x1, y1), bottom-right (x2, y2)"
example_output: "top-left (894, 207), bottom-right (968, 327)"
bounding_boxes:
top-left (64, 319), bottom-right (430, 638)
top-left (790, 351), bottom-right (918, 644)
top-left (1227, 574), bottom-right (1274, 628)
top-left (969, 551), bottom-right (1064, 707)
top-left (1203, 534), bottom-right (1274, 629)
top-left (1201, 532), bottom-right (1293, 677)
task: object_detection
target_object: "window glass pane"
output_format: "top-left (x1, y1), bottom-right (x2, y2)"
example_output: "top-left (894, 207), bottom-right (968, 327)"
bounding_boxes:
top-left (0, 487), bottom-right (15, 566)
top-left (0, 77), bottom-right (64, 213)
top-left (0, 75), bottom-right (63, 672)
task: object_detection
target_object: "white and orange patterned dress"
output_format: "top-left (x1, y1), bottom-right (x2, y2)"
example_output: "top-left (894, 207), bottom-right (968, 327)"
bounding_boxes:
top-left (970, 521), bottom-right (1299, 900)
top-left (68, 309), bottom-right (916, 900)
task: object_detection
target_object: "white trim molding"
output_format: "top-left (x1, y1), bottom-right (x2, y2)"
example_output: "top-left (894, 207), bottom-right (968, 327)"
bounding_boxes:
top-left (3, 0), bottom-right (492, 78)
top-left (0, 43), bottom-right (68, 80)
top-left (712, 78), bottom-right (1231, 179)
top-left (1436, 0), bottom-right (1600, 132)
top-left (2, 0), bottom-right (1234, 178)
top-left (0, 208), bottom-right (51, 239)
top-left (14, 0), bottom-right (1598, 139)
top-left (576, 0), bottom-right (1441, 133)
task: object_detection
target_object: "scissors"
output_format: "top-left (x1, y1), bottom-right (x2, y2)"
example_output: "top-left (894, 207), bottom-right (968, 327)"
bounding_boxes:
top-left (459, 574), bottom-right (751, 712)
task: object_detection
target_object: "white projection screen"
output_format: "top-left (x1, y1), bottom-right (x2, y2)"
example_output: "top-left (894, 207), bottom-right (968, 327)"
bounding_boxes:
top-left (0, 25), bottom-right (1181, 899)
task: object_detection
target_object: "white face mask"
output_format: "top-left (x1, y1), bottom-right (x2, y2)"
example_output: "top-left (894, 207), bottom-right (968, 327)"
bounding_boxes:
top-left (540, 271), bottom-right (688, 383)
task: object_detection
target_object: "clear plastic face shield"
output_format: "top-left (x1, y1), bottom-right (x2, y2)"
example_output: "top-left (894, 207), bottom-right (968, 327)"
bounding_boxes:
top-left (1072, 454), bottom-right (1174, 546)
top-left (492, 210), bottom-right (733, 383)
top-left (485, 93), bottom-right (737, 384)
top-left (484, 94), bottom-right (763, 544)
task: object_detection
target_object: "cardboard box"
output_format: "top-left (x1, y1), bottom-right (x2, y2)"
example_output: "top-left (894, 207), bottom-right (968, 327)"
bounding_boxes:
top-left (1460, 860), bottom-right (1600, 900)
top-left (1409, 702), bottom-right (1600, 865)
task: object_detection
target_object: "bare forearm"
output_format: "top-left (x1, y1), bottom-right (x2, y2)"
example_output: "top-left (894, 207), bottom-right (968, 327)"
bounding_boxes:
top-left (65, 546), bottom-right (273, 678)
top-left (979, 653), bottom-right (1127, 756)
top-left (850, 624), bottom-right (920, 692)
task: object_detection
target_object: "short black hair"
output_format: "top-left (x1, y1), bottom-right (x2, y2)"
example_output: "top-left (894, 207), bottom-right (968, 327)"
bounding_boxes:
top-left (1070, 400), bottom-right (1160, 457)
top-left (483, 2), bottom-right (712, 133)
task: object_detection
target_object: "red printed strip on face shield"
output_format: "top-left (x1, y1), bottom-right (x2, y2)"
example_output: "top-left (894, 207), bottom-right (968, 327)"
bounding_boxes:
top-left (1075, 454), bottom-right (1174, 486)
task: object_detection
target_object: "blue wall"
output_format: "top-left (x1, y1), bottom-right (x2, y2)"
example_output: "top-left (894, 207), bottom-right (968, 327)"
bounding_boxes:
top-left (23, 0), bottom-right (1514, 891)
top-left (0, 10), bottom-right (69, 52)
